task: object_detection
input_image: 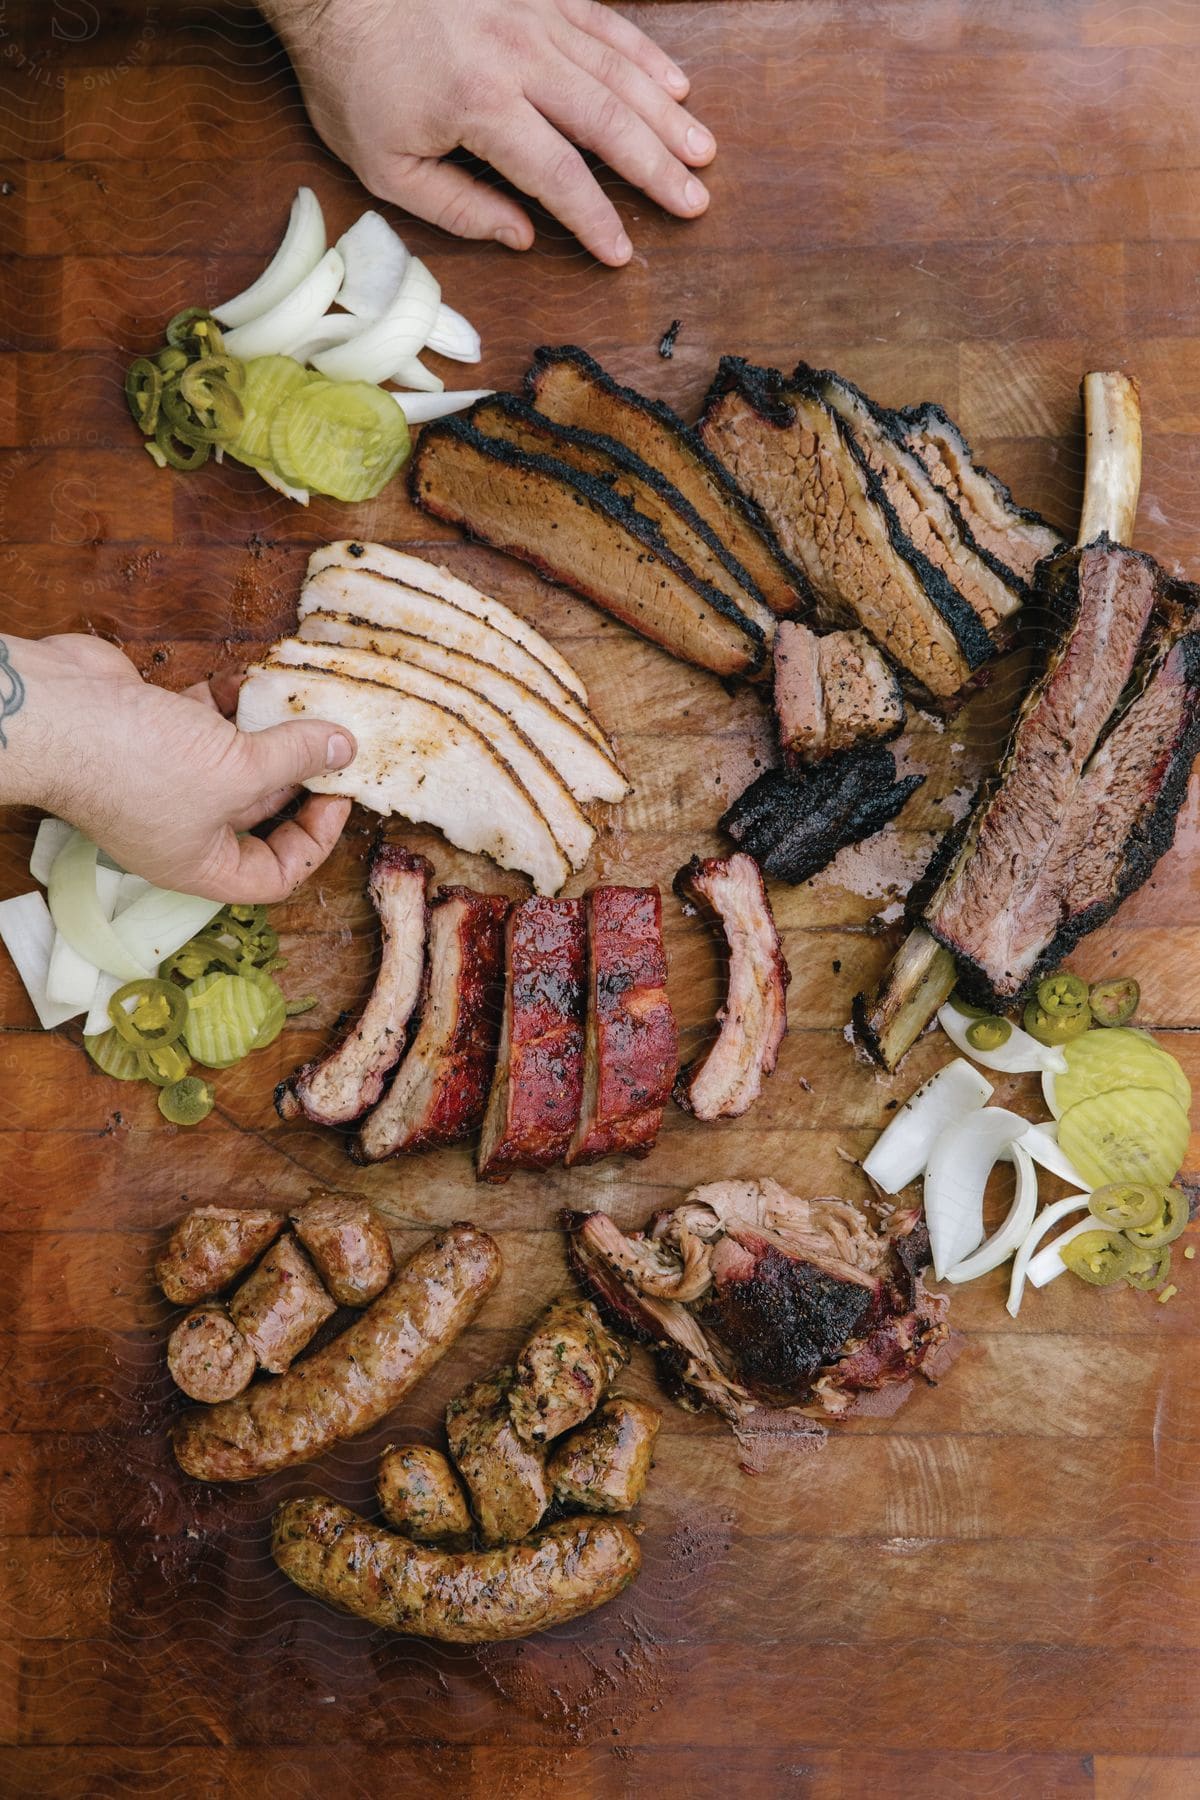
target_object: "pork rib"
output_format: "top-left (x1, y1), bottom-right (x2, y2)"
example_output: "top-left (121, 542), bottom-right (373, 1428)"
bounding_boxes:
top-left (672, 853), bottom-right (790, 1121)
top-left (280, 844), bottom-right (431, 1128)
top-left (358, 888), bottom-right (509, 1162)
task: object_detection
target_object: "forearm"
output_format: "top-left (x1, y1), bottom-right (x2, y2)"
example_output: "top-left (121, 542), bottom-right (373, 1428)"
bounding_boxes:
top-left (0, 634), bottom-right (94, 815)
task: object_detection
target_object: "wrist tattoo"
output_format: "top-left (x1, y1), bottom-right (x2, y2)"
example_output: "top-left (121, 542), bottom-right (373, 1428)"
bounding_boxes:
top-left (0, 637), bottom-right (25, 748)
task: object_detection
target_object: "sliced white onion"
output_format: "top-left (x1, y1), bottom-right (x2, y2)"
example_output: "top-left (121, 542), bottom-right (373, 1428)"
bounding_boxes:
top-left (427, 302), bottom-right (482, 362)
top-left (392, 388), bottom-right (493, 425)
top-left (1007, 1194), bottom-right (1092, 1316)
top-left (1020, 1120), bottom-right (1092, 1191)
top-left (312, 255), bottom-right (440, 384)
top-left (943, 1139), bottom-right (1038, 1283)
top-left (1042, 1067), bottom-right (1062, 1118)
top-left (114, 872), bottom-right (152, 915)
top-left (84, 970), bottom-right (124, 1038)
top-left (30, 816), bottom-right (73, 887)
top-left (335, 210), bottom-right (409, 318)
top-left (111, 886), bottom-right (222, 970)
top-left (286, 312), bottom-right (363, 367)
top-left (924, 1106), bottom-right (1031, 1279)
top-left (1027, 1214), bottom-right (1103, 1289)
top-left (388, 354), bottom-right (443, 393)
top-left (0, 891), bottom-right (86, 1028)
top-left (223, 248), bottom-right (345, 362)
top-left (45, 931), bottom-right (100, 1010)
top-left (213, 187), bottom-right (326, 328)
top-left (48, 832), bottom-right (151, 981)
top-left (260, 467), bottom-right (310, 506)
top-left (938, 1000), bottom-right (1069, 1076)
top-left (862, 1057), bottom-right (994, 1194)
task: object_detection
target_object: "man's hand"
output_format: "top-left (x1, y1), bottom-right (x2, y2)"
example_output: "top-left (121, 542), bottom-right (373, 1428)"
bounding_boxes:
top-left (2, 634), bottom-right (355, 903)
top-left (264, 0), bottom-right (716, 266)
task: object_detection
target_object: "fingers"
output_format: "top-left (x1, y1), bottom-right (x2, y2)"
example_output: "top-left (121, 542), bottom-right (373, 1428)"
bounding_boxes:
top-left (192, 797), bottom-right (352, 904)
top-left (553, 19), bottom-right (715, 169)
top-left (470, 100), bottom-right (630, 264)
top-left (555, 0), bottom-right (690, 98)
top-left (528, 66), bottom-right (709, 228)
top-left (367, 150), bottom-right (535, 250)
top-left (229, 784), bottom-right (301, 832)
top-left (183, 670), bottom-right (241, 717)
top-left (230, 717), bottom-right (356, 804)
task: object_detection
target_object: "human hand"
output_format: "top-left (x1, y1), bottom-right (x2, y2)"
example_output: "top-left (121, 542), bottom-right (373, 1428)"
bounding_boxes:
top-left (2, 633), bottom-right (356, 902)
top-left (264, 0), bottom-right (716, 266)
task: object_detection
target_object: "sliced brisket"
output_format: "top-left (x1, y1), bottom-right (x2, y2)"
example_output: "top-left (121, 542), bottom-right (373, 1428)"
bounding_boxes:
top-left (721, 749), bottom-right (924, 885)
top-left (774, 620), bottom-right (905, 765)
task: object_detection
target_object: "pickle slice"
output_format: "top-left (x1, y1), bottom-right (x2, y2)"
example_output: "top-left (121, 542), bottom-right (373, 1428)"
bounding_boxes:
top-left (182, 971), bottom-right (271, 1068)
top-left (223, 354), bottom-right (313, 470)
top-left (84, 1028), bottom-right (145, 1081)
top-left (1058, 1087), bottom-right (1191, 1191)
top-left (1047, 1027), bottom-right (1191, 1119)
top-left (159, 1076), bottom-right (215, 1125)
top-left (268, 377), bottom-right (411, 502)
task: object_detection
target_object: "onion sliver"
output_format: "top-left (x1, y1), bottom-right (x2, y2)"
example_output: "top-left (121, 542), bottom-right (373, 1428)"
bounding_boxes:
top-left (388, 354), bottom-right (443, 393)
top-left (943, 1139), bottom-right (1037, 1283)
top-left (938, 1000), bottom-right (1068, 1076)
top-left (48, 832), bottom-right (151, 981)
top-left (312, 256), bottom-right (440, 384)
top-left (223, 248), bottom-right (346, 362)
top-left (30, 816), bottom-right (73, 886)
top-left (427, 303), bottom-right (482, 362)
top-left (112, 886), bottom-right (222, 970)
top-left (261, 466), bottom-right (310, 506)
top-left (392, 388), bottom-right (494, 425)
top-left (924, 1106), bottom-right (1031, 1279)
top-left (84, 970), bottom-right (123, 1038)
top-left (45, 865), bottom-right (121, 1008)
top-left (862, 1057), bottom-right (994, 1194)
top-left (0, 891), bottom-right (86, 1028)
top-left (1026, 1214), bottom-right (1101, 1290)
top-left (287, 313), bottom-right (363, 367)
top-left (214, 187), bottom-right (326, 328)
top-left (1007, 1193), bottom-right (1092, 1316)
top-left (336, 210), bottom-right (409, 318)
top-left (1020, 1120), bottom-right (1092, 1191)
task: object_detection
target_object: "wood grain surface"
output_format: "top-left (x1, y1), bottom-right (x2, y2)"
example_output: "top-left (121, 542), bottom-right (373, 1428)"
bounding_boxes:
top-left (3, 2), bottom-right (1200, 1795)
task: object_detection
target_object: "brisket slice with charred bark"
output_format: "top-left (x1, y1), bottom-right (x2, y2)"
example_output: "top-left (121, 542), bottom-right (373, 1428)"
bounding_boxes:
top-left (672, 853), bottom-right (790, 1121)
top-left (410, 417), bottom-right (768, 680)
top-left (721, 749), bottom-right (924, 885)
top-left (358, 887), bottom-right (509, 1162)
top-left (566, 886), bottom-right (679, 1166)
top-left (279, 844), bottom-right (431, 1128)
top-left (477, 897), bottom-right (588, 1182)
top-left (526, 344), bottom-right (809, 618)
top-left (465, 392), bottom-right (774, 637)
top-left (566, 1180), bottom-right (948, 1422)
top-left (698, 358), bottom-right (995, 707)
top-left (774, 620), bottom-right (905, 765)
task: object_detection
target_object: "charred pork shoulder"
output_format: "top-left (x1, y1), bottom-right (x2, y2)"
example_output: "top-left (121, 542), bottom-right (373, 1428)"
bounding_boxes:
top-left (673, 853), bottom-right (790, 1121)
top-left (567, 1180), bottom-right (948, 1421)
top-left (774, 621), bottom-right (905, 765)
top-left (721, 750), bottom-right (923, 885)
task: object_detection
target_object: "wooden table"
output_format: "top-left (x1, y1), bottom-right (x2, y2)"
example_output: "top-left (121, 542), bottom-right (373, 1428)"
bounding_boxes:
top-left (3, 2), bottom-right (1199, 1793)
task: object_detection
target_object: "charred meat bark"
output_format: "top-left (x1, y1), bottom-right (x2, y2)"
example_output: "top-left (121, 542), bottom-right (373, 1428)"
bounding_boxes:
top-left (526, 344), bottom-right (808, 617)
top-left (566, 886), bottom-right (679, 1166)
top-left (774, 621), bottom-right (905, 765)
top-left (699, 358), bottom-right (994, 705)
top-left (567, 1180), bottom-right (948, 1422)
top-left (477, 897), bottom-right (587, 1182)
top-left (280, 845), bottom-right (431, 1128)
top-left (672, 853), bottom-right (790, 1121)
top-left (410, 416), bottom-right (768, 680)
top-left (358, 888), bottom-right (509, 1162)
top-left (721, 750), bottom-right (924, 885)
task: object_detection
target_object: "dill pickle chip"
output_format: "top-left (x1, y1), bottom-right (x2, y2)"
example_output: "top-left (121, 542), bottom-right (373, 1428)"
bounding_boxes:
top-left (1049, 1027), bottom-right (1191, 1119)
top-left (159, 1076), bottom-right (215, 1126)
top-left (84, 1028), bottom-right (144, 1081)
top-left (223, 354), bottom-right (313, 470)
top-left (268, 377), bottom-right (410, 501)
top-left (1058, 1087), bottom-right (1191, 1191)
top-left (182, 971), bottom-right (271, 1068)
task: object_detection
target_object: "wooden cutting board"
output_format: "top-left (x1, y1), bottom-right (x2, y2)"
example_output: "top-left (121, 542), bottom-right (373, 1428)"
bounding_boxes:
top-left (2, 2), bottom-right (1199, 1793)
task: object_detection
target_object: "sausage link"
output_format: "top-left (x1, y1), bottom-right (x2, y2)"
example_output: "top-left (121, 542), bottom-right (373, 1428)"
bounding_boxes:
top-left (548, 1397), bottom-right (661, 1512)
top-left (166, 1305), bottom-right (256, 1404)
top-left (229, 1233), bottom-right (336, 1374)
top-left (156, 1207), bottom-right (284, 1304)
top-left (292, 1193), bottom-right (395, 1307)
top-left (174, 1225), bottom-right (502, 1482)
top-left (376, 1445), bottom-right (473, 1543)
top-left (272, 1496), bottom-right (640, 1643)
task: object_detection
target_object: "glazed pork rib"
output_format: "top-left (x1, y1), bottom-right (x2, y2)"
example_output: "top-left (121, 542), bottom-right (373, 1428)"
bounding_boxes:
top-left (280, 844), bottom-right (431, 1128)
top-left (774, 621), bottom-right (905, 765)
top-left (672, 853), bottom-right (790, 1121)
top-left (358, 888), bottom-right (509, 1162)
top-left (525, 344), bottom-right (809, 617)
top-left (477, 897), bottom-right (588, 1182)
top-left (566, 886), bottom-right (679, 1166)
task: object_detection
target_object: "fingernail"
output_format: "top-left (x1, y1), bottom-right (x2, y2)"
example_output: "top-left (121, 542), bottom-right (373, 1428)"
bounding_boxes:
top-left (684, 179), bottom-right (707, 211)
top-left (686, 125), bottom-right (714, 157)
top-left (496, 226), bottom-right (524, 251)
top-left (612, 230), bottom-right (632, 264)
top-left (666, 63), bottom-right (688, 94)
top-left (326, 732), bottom-right (354, 769)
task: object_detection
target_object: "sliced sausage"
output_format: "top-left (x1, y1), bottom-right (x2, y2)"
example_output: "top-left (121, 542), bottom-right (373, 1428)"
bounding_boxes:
top-left (228, 1233), bottom-right (337, 1374)
top-left (548, 1398), bottom-right (661, 1512)
top-left (445, 1367), bottom-right (550, 1546)
top-left (156, 1206), bottom-right (284, 1304)
top-left (174, 1225), bottom-right (503, 1482)
top-left (272, 1495), bottom-right (641, 1643)
top-left (291, 1193), bottom-right (395, 1307)
top-left (377, 1445), bottom-right (473, 1544)
top-left (166, 1305), bottom-right (256, 1404)
top-left (508, 1296), bottom-right (628, 1445)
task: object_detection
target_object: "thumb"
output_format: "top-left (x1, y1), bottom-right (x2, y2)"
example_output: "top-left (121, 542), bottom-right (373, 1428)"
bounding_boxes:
top-left (233, 718), bottom-right (356, 800)
top-left (374, 154), bottom-right (535, 249)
